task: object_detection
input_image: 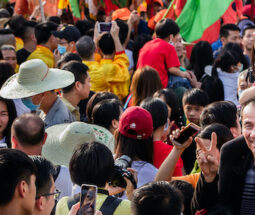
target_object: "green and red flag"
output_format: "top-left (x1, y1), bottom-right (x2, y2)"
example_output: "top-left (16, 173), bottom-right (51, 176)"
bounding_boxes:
top-left (175, 0), bottom-right (234, 42)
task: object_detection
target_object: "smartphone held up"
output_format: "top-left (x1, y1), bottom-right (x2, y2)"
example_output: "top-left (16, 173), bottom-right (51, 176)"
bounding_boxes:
top-left (174, 123), bottom-right (200, 144)
top-left (80, 184), bottom-right (97, 215)
top-left (98, 22), bottom-right (112, 33)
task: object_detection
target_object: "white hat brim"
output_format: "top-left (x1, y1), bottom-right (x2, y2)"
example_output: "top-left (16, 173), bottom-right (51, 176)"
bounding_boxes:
top-left (0, 68), bottom-right (74, 99)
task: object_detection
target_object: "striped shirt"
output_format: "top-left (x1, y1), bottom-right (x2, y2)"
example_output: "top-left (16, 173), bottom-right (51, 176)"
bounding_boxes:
top-left (240, 161), bottom-right (255, 215)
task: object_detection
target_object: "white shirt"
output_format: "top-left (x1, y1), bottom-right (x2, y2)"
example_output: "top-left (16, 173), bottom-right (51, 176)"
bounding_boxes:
top-left (217, 68), bottom-right (239, 106)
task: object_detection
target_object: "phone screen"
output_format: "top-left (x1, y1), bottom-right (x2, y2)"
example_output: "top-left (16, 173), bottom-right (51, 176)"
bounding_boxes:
top-left (99, 23), bottom-right (112, 33)
top-left (174, 123), bottom-right (200, 144)
top-left (80, 184), bottom-right (97, 215)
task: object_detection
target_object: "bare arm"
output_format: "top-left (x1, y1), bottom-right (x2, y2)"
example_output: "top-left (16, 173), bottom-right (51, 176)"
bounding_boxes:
top-left (110, 21), bottom-right (124, 53)
top-left (155, 129), bottom-right (192, 181)
top-left (169, 67), bottom-right (190, 78)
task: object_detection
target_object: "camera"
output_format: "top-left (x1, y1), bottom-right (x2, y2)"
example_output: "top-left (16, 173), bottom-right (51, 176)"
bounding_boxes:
top-left (110, 155), bottom-right (137, 189)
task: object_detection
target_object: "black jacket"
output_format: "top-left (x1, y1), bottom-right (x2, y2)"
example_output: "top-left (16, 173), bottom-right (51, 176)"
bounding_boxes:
top-left (191, 136), bottom-right (253, 215)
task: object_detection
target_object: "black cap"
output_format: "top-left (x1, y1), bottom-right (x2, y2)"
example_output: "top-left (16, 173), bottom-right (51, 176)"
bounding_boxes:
top-left (52, 25), bottom-right (81, 42)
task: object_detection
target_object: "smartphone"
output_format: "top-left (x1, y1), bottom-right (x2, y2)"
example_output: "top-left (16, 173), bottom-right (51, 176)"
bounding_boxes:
top-left (80, 184), bottom-right (97, 215)
top-left (98, 22), bottom-right (112, 33)
top-left (174, 123), bottom-right (200, 144)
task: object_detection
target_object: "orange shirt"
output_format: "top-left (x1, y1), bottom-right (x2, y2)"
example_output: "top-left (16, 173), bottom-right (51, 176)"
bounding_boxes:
top-left (172, 173), bottom-right (200, 188)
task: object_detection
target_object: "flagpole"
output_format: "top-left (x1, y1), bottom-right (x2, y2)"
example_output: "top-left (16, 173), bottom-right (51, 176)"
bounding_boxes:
top-left (162, 0), bottom-right (175, 19)
top-left (39, 0), bottom-right (46, 22)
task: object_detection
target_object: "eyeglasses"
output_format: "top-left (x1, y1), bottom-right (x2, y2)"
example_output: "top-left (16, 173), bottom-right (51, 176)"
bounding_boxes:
top-left (36, 189), bottom-right (61, 201)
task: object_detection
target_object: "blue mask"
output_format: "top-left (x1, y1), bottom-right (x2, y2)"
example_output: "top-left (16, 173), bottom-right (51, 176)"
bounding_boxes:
top-left (57, 44), bottom-right (67, 55)
top-left (238, 90), bottom-right (244, 98)
top-left (22, 97), bottom-right (39, 111)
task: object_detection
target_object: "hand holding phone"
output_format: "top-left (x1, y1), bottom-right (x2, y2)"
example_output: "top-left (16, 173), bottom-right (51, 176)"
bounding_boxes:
top-left (173, 123), bottom-right (200, 144)
top-left (80, 184), bottom-right (97, 215)
top-left (98, 22), bottom-right (112, 33)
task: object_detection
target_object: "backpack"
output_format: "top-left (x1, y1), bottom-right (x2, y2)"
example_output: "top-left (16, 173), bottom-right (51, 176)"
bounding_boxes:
top-left (67, 189), bottom-right (122, 215)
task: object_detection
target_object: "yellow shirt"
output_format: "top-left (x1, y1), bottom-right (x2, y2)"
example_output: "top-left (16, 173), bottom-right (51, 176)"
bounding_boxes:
top-left (56, 192), bottom-right (131, 215)
top-left (83, 52), bottom-right (130, 100)
top-left (61, 97), bottom-right (80, 121)
top-left (15, 37), bottom-right (24, 51)
top-left (27, 45), bottom-right (54, 68)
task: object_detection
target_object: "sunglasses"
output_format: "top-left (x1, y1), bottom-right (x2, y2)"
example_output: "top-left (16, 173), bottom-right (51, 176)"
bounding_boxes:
top-left (36, 189), bottom-right (61, 201)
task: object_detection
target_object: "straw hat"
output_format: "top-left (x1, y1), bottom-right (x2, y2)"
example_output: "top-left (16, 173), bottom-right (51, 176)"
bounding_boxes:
top-left (42, 122), bottom-right (115, 166)
top-left (0, 59), bottom-right (74, 99)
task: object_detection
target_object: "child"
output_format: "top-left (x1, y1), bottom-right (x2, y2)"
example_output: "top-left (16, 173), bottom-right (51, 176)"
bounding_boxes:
top-left (182, 89), bottom-right (209, 126)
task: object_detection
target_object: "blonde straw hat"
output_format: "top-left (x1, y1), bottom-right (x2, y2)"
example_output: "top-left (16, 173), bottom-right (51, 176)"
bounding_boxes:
top-left (42, 122), bottom-right (115, 166)
top-left (0, 59), bottom-right (74, 99)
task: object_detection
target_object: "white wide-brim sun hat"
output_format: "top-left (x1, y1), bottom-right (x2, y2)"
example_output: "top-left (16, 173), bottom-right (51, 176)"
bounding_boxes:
top-left (0, 59), bottom-right (75, 99)
top-left (42, 122), bottom-right (115, 167)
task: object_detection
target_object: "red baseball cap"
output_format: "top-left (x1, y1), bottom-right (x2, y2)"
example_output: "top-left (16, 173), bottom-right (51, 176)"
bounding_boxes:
top-left (118, 106), bottom-right (153, 140)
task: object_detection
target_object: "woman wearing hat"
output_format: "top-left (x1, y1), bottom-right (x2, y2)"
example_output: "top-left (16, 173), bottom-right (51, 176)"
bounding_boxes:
top-left (115, 106), bottom-right (157, 199)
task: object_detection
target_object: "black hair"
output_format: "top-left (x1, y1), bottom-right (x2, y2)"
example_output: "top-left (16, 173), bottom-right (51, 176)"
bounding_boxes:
top-left (76, 35), bottom-right (95, 59)
top-left (69, 142), bottom-right (114, 187)
top-left (197, 123), bottom-right (234, 150)
top-left (169, 180), bottom-right (194, 215)
top-left (57, 53), bottom-right (82, 68)
top-left (200, 101), bottom-right (238, 129)
top-left (0, 97), bottom-right (16, 148)
top-left (91, 99), bottom-right (123, 130)
top-left (6, 15), bottom-right (27, 37)
top-left (12, 113), bottom-right (45, 147)
top-left (242, 25), bottom-right (255, 37)
top-left (0, 29), bottom-right (13, 35)
top-left (115, 132), bottom-right (154, 164)
top-left (187, 41), bottom-right (213, 81)
top-left (212, 43), bottom-right (248, 76)
top-left (116, 19), bottom-right (129, 45)
top-left (98, 33), bottom-right (115, 55)
top-left (30, 156), bottom-right (56, 197)
top-left (0, 61), bottom-right (15, 88)
top-left (86, 92), bottom-right (120, 123)
top-left (153, 88), bottom-right (183, 128)
top-left (47, 16), bottom-right (61, 25)
top-left (182, 88), bottom-right (209, 107)
top-left (131, 181), bottom-right (183, 215)
top-left (22, 21), bottom-right (37, 43)
top-left (62, 61), bottom-right (89, 93)
top-left (200, 75), bottom-right (224, 104)
top-left (35, 21), bottom-right (58, 45)
top-left (155, 18), bottom-right (180, 39)
top-left (140, 97), bottom-right (168, 130)
top-left (220, 24), bottom-right (240, 38)
top-left (0, 149), bottom-right (36, 205)
top-left (75, 20), bottom-right (95, 36)
top-left (132, 34), bottom-right (152, 70)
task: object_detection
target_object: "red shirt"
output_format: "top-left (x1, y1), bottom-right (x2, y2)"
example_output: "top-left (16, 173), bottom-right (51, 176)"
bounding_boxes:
top-left (153, 140), bottom-right (183, 176)
top-left (137, 38), bottom-right (180, 88)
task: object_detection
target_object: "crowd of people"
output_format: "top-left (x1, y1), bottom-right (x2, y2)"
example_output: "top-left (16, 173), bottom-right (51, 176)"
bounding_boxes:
top-left (1, 0), bottom-right (255, 215)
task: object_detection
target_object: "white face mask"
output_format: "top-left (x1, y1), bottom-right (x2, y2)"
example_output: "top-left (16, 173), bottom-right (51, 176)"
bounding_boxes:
top-left (169, 41), bottom-right (174, 45)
